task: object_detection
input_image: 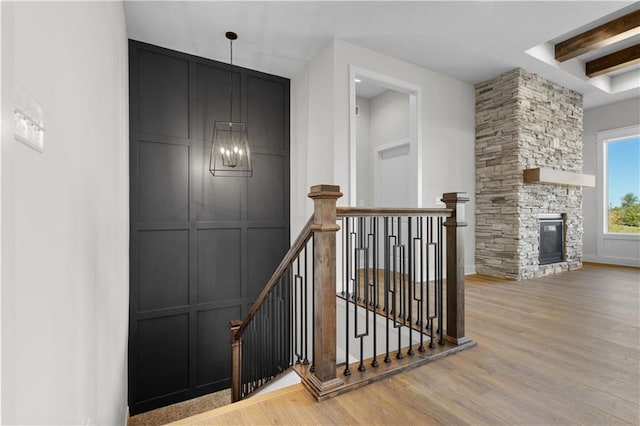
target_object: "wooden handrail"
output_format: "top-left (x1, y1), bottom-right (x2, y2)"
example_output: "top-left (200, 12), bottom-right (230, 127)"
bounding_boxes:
top-left (337, 207), bottom-right (452, 217)
top-left (235, 215), bottom-right (315, 338)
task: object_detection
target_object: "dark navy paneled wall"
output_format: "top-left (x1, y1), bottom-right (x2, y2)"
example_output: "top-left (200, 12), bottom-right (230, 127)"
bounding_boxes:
top-left (128, 40), bottom-right (290, 415)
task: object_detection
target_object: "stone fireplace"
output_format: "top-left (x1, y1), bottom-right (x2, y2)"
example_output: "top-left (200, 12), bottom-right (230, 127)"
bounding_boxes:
top-left (475, 68), bottom-right (583, 280)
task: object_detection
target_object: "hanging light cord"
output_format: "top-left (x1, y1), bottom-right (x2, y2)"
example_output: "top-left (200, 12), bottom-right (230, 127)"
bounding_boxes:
top-left (228, 38), bottom-right (233, 123)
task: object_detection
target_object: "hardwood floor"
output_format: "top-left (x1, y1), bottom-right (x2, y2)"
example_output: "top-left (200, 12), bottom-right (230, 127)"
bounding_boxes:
top-left (171, 263), bottom-right (640, 425)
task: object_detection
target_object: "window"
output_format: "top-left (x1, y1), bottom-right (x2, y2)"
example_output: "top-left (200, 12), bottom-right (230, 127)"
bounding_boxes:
top-left (599, 128), bottom-right (640, 235)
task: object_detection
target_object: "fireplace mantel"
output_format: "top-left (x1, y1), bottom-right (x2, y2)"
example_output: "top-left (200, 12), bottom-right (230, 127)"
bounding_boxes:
top-left (523, 167), bottom-right (595, 187)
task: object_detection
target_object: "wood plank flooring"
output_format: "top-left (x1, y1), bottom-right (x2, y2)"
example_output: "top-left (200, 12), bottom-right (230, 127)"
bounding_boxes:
top-left (171, 263), bottom-right (640, 425)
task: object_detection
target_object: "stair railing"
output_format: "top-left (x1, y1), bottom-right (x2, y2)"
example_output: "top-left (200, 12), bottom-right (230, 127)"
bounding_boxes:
top-left (229, 185), bottom-right (471, 402)
top-left (228, 215), bottom-right (315, 402)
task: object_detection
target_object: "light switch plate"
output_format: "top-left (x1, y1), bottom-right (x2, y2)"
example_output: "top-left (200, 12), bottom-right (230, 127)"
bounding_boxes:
top-left (14, 81), bottom-right (44, 152)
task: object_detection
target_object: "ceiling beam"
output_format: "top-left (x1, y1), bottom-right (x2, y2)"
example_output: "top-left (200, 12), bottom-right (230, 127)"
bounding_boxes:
top-left (585, 43), bottom-right (640, 77)
top-left (555, 9), bottom-right (640, 62)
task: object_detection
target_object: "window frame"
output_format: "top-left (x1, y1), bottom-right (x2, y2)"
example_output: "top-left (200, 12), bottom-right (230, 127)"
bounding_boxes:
top-left (596, 125), bottom-right (640, 243)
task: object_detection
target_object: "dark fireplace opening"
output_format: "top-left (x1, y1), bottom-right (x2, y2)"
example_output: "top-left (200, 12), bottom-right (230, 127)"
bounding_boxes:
top-left (539, 215), bottom-right (563, 265)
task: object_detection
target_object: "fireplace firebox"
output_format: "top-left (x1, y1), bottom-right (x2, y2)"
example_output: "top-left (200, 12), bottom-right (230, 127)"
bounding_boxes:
top-left (539, 215), bottom-right (563, 265)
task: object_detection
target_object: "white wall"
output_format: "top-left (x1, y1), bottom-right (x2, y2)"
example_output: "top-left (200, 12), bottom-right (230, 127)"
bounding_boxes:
top-left (356, 90), bottom-right (410, 207)
top-left (370, 90), bottom-right (409, 149)
top-left (290, 60), bottom-right (309, 236)
top-left (292, 39), bottom-right (476, 272)
top-left (355, 96), bottom-right (371, 206)
top-left (583, 98), bottom-right (640, 266)
top-left (291, 41), bottom-right (335, 236)
top-left (2, 3), bottom-right (129, 424)
top-left (0, 3), bottom-right (16, 423)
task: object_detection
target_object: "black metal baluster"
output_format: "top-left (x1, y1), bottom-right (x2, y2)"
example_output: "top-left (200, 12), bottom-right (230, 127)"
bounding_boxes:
top-left (292, 262), bottom-right (299, 364)
top-left (252, 315), bottom-right (257, 393)
top-left (391, 221), bottom-right (398, 354)
top-left (282, 281), bottom-right (287, 372)
top-left (433, 217), bottom-right (439, 344)
top-left (267, 292), bottom-right (273, 381)
top-left (353, 217), bottom-right (370, 372)
top-left (371, 217), bottom-right (379, 368)
top-left (283, 276), bottom-right (289, 372)
top-left (438, 216), bottom-right (445, 345)
top-left (359, 218), bottom-right (370, 372)
top-left (272, 290), bottom-right (277, 377)
top-left (245, 322), bottom-right (250, 396)
top-left (417, 217), bottom-right (425, 353)
top-left (285, 268), bottom-right (292, 368)
top-left (260, 302), bottom-right (264, 385)
top-left (254, 315), bottom-right (257, 391)
top-left (303, 243), bottom-right (309, 365)
top-left (357, 217), bottom-right (362, 303)
top-left (344, 217), bottom-right (351, 376)
top-left (254, 313), bottom-right (258, 392)
top-left (277, 287), bottom-right (282, 375)
top-left (253, 315), bottom-right (258, 393)
top-left (355, 217), bottom-right (362, 371)
top-left (288, 268), bottom-right (294, 369)
top-left (264, 294), bottom-right (269, 382)
top-left (356, 245), bottom-right (365, 372)
top-left (407, 217), bottom-right (414, 356)
top-left (244, 321), bottom-right (250, 396)
top-left (433, 216), bottom-right (440, 343)
top-left (241, 323), bottom-right (246, 397)
top-left (276, 281), bottom-right (282, 374)
top-left (310, 235), bottom-right (316, 373)
top-left (384, 217), bottom-right (391, 364)
top-left (395, 218), bottom-right (404, 360)
top-left (266, 295), bottom-right (270, 384)
top-left (297, 260), bottom-right (304, 363)
top-left (341, 217), bottom-right (346, 297)
top-left (269, 292), bottom-right (273, 378)
top-left (401, 217), bottom-right (406, 328)
top-left (427, 217), bottom-right (435, 349)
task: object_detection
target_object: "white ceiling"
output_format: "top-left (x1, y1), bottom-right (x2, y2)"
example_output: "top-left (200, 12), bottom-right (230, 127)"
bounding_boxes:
top-left (124, 1), bottom-right (640, 109)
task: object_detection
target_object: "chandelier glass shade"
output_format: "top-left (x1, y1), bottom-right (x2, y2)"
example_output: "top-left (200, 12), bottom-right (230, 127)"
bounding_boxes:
top-left (209, 31), bottom-right (252, 177)
top-left (210, 121), bottom-right (252, 177)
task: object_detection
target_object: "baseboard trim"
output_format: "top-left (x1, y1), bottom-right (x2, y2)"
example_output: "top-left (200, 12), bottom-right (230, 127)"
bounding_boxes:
top-left (583, 255), bottom-right (640, 267)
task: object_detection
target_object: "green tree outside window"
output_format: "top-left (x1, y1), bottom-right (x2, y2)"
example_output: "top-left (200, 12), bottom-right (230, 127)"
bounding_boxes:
top-left (609, 192), bottom-right (640, 234)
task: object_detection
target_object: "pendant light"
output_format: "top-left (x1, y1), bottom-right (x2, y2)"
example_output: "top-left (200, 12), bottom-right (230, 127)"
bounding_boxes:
top-left (209, 31), bottom-right (252, 177)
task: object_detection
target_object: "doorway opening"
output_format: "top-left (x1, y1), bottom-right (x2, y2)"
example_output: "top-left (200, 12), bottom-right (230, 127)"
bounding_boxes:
top-left (349, 66), bottom-right (422, 208)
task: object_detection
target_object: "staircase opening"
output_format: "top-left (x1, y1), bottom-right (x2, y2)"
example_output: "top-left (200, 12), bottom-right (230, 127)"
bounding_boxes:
top-left (228, 185), bottom-right (475, 402)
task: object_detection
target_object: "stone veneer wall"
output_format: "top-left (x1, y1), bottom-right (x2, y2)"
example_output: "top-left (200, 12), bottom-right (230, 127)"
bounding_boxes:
top-left (475, 68), bottom-right (583, 280)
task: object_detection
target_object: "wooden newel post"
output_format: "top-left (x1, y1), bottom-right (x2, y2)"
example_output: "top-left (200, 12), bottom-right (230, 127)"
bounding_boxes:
top-left (442, 192), bottom-right (471, 346)
top-left (305, 184), bottom-right (344, 398)
top-left (229, 319), bottom-right (243, 402)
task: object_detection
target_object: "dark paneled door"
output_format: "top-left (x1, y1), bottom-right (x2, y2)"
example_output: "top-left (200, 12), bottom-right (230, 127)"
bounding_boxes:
top-left (128, 41), bottom-right (290, 415)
